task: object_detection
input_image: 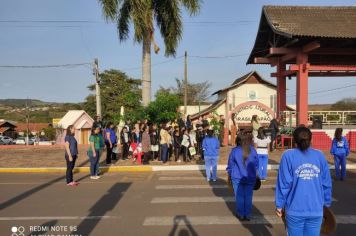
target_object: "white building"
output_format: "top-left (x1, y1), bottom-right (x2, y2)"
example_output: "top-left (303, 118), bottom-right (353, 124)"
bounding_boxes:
top-left (56, 110), bottom-right (94, 145)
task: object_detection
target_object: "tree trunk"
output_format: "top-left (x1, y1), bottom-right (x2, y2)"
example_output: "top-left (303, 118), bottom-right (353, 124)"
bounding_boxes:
top-left (142, 33), bottom-right (151, 107)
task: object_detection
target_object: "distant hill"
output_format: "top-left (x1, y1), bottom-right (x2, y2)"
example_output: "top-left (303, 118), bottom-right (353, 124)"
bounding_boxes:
top-left (309, 104), bottom-right (332, 111)
top-left (0, 99), bottom-right (83, 123)
top-left (0, 99), bottom-right (60, 108)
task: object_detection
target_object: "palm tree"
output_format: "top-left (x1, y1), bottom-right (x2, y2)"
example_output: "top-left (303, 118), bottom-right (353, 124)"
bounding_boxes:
top-left (98, 0), bottom-right (201, 106)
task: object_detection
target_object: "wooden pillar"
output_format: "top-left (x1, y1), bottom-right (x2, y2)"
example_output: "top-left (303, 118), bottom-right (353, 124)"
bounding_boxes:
top-left (296, 53), bottom-right (309, 126)
top-left (276, 61), bottom-right (286, 119)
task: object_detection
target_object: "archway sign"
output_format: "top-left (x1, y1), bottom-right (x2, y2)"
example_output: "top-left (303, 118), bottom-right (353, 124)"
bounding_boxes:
top-left (230, 101), bottom-right (275, 124)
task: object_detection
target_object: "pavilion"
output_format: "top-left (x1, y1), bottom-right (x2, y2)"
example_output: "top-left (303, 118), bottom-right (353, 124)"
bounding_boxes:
top-left (247, 5), bottom-right (356, 126)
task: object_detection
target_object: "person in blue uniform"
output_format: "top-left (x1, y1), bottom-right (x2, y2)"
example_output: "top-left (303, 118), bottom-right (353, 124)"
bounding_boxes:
top-left (226, 133), bottom-right (258, 221)
top-left (330, 128), bottom-right (350, 181)
top-left (275, 126), bottom-right (332, 236)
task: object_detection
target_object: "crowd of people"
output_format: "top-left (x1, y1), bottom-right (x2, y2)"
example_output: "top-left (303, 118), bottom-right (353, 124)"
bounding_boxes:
top-left (63, 112), bottom-right (351, 235)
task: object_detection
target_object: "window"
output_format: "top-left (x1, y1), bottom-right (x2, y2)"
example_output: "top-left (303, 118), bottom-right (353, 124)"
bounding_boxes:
top-left (248, 90), bottom-right (257, 101)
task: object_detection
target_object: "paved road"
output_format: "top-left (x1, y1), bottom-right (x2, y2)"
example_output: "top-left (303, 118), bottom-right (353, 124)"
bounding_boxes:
top-left (1, 170), bottom-right (356, 236)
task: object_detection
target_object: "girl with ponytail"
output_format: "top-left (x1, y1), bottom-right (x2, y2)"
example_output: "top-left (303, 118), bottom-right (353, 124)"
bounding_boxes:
top-left (226, 133), bottom-right (258, 221)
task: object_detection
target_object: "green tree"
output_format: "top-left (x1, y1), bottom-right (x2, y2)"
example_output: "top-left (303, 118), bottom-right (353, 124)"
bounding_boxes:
top-left (83, 69), bottom-right (143, 123)
top-left (98, 0), bottom-right (201, 106)
top-left (145, 90), bottom-right (180, 123)
top-left (331, 98), bottom-right (356, 110)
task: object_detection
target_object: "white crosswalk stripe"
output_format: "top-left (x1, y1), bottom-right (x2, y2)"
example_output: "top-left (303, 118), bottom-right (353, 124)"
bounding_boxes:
top-left (155, 184), bottom-right (275, 189)
top-left (158, 176), bottom-right (277, 181)
top-left (143, 215), bottom-right (356, 226)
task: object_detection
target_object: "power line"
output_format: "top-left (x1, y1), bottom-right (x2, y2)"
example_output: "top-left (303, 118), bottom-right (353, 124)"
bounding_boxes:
top-left (122, 55), bottom-right (184, 71)
top-left (0, 62), bottom-right (92, 69)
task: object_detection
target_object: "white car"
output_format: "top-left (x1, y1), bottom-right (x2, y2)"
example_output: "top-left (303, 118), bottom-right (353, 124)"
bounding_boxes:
top-left (0, 136), bottom-right (14, 145)
top-left (15, 138), bottom-right (26, 145)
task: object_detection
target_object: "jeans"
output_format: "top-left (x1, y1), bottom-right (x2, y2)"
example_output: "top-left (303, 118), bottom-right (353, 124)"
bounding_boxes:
top-left (161, 144), bottom-right (168, 163)
top-left (88, 149), bottom-right (100, 176)
top-left (65, 155), bottom-right (77, 184)
top-left (95, 150), bottom-right (101, 175)
top-left (257, 154), bottom-right (268, 179)
top-left (205, 156), bottom-right (218, 180)
top-left (285, 215), bottom-right (323, 236)
top-left (106, 143), bottom-right (116, 164)
top-left (232, 179), bottom-right (255, 218)
top-left (334, 154), bottom-right (347, 179)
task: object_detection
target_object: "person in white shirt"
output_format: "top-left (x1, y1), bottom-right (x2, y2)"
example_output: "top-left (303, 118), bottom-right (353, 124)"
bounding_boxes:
top-left (253, 127), bottom-right (271, 181)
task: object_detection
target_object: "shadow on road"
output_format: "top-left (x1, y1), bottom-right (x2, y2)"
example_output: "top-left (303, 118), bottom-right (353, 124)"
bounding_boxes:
top-left (72, 182), bottom-right (131, 236)
top-left (168, 215), bottom-right (198, 236)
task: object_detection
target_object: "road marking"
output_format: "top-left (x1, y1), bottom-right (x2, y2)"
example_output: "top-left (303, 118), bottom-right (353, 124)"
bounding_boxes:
top-left (155, 184), bottom-right (275, 190)
top-left (151, 196), bottom-right (337, 203)
top-left (158, 176), bottom-right (277, 181)
top-left (0, 216), bottom-right (120, 221)
top-left (143, 215), bottom-right (356, 226)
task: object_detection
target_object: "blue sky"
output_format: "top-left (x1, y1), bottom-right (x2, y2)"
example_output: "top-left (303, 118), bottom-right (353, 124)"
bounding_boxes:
top-left (1, 0), bottom-right (356, 105)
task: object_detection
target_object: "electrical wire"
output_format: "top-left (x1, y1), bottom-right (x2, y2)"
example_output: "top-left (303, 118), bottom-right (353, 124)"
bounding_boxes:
top-left (0, 63), bottom-right (92, 68)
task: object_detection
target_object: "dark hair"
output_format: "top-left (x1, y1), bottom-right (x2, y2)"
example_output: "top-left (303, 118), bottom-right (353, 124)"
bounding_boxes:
top-left (66, 125), bottom-right (74, 136)
top-left (293, 126), bottom-right (312, 151)
top-left (257, 127), bottom-right (265, 139)
top-left (334, 128), bottom-right (343, 141)
top-left (207, 129), bottom-right (214, 137)
top-left (106, 122), bottom-right (113, 129)
top-left (251, 115), bottom-right (258, 123)
top-left (240, 134), bottom-right (252, 164)
top-left (91, 126), bottom-right (99, 135)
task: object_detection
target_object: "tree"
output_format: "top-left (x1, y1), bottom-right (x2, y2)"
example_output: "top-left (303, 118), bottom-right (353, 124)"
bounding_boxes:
top-left (145, 90), bottom-right (180, 123)
top-left (158, 78), bottom-right (211, 105)
top-left (331, 98), bottom-right (356, 110)
top-left (83, 69), bottom-right (143, 123)
top-left (98, 0), bottom-right (201, 106)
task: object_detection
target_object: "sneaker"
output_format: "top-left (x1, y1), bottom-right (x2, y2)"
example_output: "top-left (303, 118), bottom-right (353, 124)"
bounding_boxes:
top-left (90, 176), bottom-right (97, 180)
top-left (72, 181), bottom-right (80, 186)
top-left (244, 217), bottom-right (251, 221)
top-left (95, 176), bottom-right (101, 179)
top-left (207, 179), bottom-right (210, 182)
top-left (261, 179), bottom-right (266, 182)
top-left (212, 179), bottom-right (217, 182)
top-left (177, 160), bottom-right (182, 163)
top-left (66, 182), bottom-right (76, 186)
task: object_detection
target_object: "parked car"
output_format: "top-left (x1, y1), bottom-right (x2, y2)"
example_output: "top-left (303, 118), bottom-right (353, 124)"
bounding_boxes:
top-left (0, 136), bottom-right (14, 145)
top-left (15, 137), bottom-right (34, 145)
top-left (15, 138), bottom-right (26, 145)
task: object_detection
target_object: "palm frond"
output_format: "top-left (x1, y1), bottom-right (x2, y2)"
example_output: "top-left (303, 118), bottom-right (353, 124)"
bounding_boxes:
top-left (154, 0), bottom-right (183, 56)
top-left (117, 0), bottom-right (132, 41)
top-left (131, 0), bottom-right (154, 43)
top-left (98, 0), bottom-right (120, 21)
top-left (179, 0), bottom-right (201, 16)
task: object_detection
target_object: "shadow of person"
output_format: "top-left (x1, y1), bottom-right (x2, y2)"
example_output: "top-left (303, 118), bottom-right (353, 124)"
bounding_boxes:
top-left (72, 182), bottom-right (131, 236)
top-left (198, 168), bottom-right (273, 236)
top-left (168, 215), bottom-right (198, 236)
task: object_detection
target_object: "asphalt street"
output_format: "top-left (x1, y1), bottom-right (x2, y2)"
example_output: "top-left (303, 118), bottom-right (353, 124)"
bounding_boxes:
top-left (1, 170), bottom-right (356, 236)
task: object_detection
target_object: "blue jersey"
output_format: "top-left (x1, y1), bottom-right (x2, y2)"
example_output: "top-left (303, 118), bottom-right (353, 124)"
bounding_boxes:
top-left (330, 136), bottom-right (349, 157)
top-left (226, 146), bottom-right (258, 184)
top-left (275, 148), bottom-right (332, 217)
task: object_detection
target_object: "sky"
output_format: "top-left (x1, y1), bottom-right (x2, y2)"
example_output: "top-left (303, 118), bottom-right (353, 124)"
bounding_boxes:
top-left (1, 0), bottom-right (356, 105)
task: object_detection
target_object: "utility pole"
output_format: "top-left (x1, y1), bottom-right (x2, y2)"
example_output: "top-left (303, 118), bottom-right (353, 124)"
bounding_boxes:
top-left (184, 51), bottom-right (188, 115)
top-left (26, 97), bottom-right (29, 146)
top-left (94, 58), bottom-right (102, 117)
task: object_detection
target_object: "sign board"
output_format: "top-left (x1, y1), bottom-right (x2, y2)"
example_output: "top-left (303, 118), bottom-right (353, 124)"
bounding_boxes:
top-left (233, 103), bottom-right (274, 123)
top-left (52, 118), bottom-right (61, 127)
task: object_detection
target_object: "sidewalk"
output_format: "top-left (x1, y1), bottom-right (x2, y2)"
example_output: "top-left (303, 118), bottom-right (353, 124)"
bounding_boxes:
top-left (0, 145), bottom-right (356, 170)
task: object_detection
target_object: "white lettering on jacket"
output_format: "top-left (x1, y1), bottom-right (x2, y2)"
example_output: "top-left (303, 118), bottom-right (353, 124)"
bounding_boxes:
top-left (295, 163), bottom-right (320, 180)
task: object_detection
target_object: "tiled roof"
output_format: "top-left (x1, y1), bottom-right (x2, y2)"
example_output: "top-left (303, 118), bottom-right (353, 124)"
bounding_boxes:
top-left (15, 123), bottom-right (50, 132)
top-left (264, 5), bottom-right (356, 38)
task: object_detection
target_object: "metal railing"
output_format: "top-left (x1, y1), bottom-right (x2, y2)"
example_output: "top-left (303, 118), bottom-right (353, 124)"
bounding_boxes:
top-left (281, 111), bottom-right (356, 126)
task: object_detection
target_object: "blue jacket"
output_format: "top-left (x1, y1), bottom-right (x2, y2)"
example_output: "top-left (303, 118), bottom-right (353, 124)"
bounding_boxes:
top-left (105, 128), bottom-right (117, 144)
top-left (330, 136), bottom-right (349, 157)
top-left (275, 148), bottom-right (332, 217)
top-left (202, 136), bottom-right (220, 157)
top-left (226, 146), bottom-right (258, 183)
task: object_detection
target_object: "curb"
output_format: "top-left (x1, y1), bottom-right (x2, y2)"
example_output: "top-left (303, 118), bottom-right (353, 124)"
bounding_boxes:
top-left (1, 164), bottom-right (356, 173)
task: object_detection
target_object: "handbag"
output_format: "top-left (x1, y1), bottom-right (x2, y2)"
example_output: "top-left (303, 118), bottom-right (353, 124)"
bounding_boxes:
top-left (189, 147), bottom-right (196, 156)
top-left (151, 145), bottom-right (159, 152)
top-left (254, 176), bottom-right (261, 190)
top-left (112, 147), bottom-right (119, 154)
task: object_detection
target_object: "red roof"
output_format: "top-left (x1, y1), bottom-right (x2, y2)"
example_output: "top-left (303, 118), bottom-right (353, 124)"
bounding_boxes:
top-left (15, 123), bottom-right (50, 132)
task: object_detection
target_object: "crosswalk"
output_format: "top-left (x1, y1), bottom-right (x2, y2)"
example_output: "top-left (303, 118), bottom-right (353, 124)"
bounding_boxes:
top-left (143, 171), bottom-right (356, 235)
